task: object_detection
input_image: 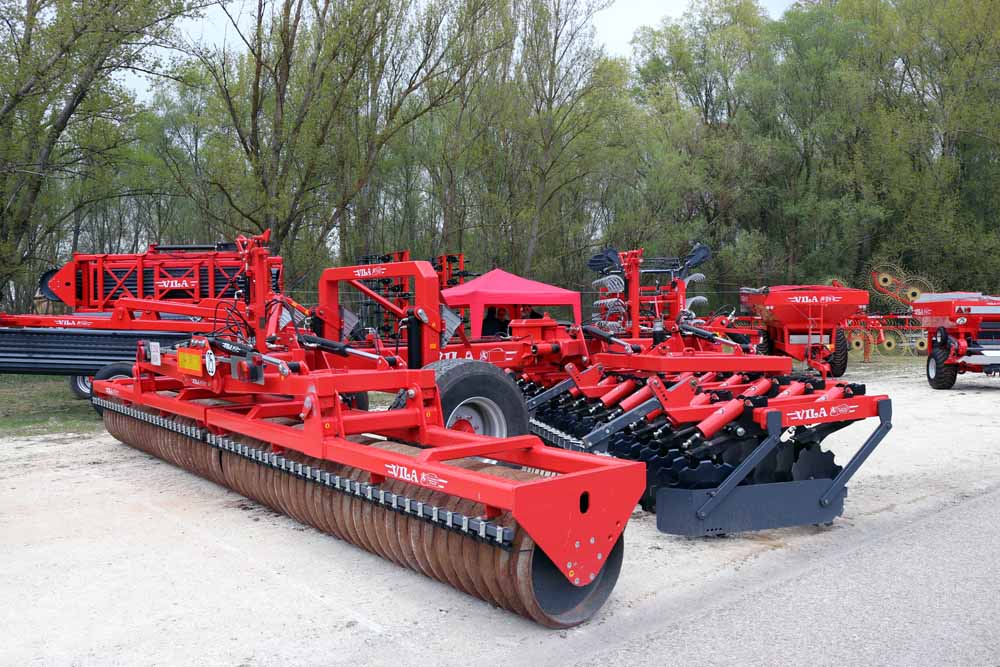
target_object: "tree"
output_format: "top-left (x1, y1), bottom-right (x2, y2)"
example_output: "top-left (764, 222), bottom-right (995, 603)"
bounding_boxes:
top-left (0, 0), bottom-right (193, 298)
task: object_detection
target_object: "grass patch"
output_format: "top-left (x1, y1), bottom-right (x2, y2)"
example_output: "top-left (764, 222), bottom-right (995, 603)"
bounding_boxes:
top-left (0, 375), bottom-right (103, 437)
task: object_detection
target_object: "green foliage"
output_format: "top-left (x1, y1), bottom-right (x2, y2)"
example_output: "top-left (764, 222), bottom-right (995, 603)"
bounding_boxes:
top-left (2, 0), bottom-right (1000, 311)
top-left (0, 376), bottom-right (101, 436)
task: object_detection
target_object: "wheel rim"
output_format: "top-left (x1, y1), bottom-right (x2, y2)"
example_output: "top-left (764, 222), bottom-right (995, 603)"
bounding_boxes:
top-left (75, 376), bottom-right (93, 395)
top-left (928, 356), bottom-right (937, 379)
top-left (447, 396), bottom-right (507, 437)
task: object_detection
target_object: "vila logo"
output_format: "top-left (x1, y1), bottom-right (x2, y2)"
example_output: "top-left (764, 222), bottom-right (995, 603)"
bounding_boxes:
top-left (787, 295), bottom-right (843, 304)
top-left (354, 266), bottom-right (387, 278)
top-left (156, 278), bottom-right (197, 289)
top-left (788, 403), bottom-right (859, 421)
top-left (384, 464), bottom-right (448, 489)
top-left (54, 319), bottom-right (92, 326)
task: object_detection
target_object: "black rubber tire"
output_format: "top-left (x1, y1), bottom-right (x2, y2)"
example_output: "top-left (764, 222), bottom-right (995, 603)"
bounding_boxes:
top-left (927, 345), bottom-right (958, 390)
top-left (343, 392), bottom-right (369, 411)
top-left (68, 375), bottom-right (93, 400)
top-left (90, 362), bottom-right (135, 415)
top-left (828, 329), bottom-right (849, 378)
top-left (728, 332), bottom-right (751, 346)
top-left (427, 359), bottom-right (529, 437)
top-left (756, 330), bottom-right (772, 355)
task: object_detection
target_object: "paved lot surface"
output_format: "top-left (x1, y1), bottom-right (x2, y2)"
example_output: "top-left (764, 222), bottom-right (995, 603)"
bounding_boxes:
top-left (2, 359), bottom-right (999, 666)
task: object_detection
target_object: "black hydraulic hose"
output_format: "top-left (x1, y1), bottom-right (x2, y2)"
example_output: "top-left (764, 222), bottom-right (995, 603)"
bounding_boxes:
top-left (298, 333), bottom-right (399, 367)
top-left (678, 323), bottom-right (752, 353)
top-left (581, 325), bottom-right (643, 353)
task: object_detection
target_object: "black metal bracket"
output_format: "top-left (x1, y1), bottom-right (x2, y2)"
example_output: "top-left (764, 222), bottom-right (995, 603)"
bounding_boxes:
top-left (695, 410), bottom-right (783, 520)
top-left (819, 398), bottom-right (892, 508)
top-left (655, 398), bottom-right (893, 536)
top-left (525, 377), bottom-right (575, 412)
top-left (581, 397), bottom-right (660, 452)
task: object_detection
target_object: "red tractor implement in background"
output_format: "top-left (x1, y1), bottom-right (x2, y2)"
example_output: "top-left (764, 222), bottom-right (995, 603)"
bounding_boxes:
top-left (91, 233), bottom-right (645, 628)
top-left (39, 240), bottom-right (282, 310)
top-left (867, 265), bottom-right (1000, 386)
top-left (912, 292), bottom-right (1000, 389)
top-left (0, 238), bottom-right (288, 398)
top-left (738, 284), bottom-right (869, 377)
top-left (588, 244), bottom-right (757, 348)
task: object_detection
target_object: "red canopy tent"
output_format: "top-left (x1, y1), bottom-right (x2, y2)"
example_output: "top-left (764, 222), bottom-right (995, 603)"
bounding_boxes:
top-left (441, 268), bottom-right (582, 338)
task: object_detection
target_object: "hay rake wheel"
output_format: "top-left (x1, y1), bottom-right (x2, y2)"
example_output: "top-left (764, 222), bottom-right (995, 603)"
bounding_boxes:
top-left (876, 327), bottom-right (907, 357)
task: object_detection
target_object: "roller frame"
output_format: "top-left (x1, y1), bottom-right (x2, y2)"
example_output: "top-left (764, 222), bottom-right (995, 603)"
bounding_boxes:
top-left (92, 233), bottom-right (645, 590)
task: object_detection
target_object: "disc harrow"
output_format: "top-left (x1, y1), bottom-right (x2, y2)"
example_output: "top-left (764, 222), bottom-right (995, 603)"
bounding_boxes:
top-left (521, 345), bottom-right (892, 535)
top-left (91, 233), bottom-right (645, 627)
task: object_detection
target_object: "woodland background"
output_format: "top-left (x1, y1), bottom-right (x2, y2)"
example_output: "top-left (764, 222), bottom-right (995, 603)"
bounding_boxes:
top-left (2, 0), bottom-right (999, 309)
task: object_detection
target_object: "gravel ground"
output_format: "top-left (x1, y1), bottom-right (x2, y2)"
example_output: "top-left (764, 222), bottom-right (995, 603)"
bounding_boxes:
top-left (2, 358), bottom-right (999, 666)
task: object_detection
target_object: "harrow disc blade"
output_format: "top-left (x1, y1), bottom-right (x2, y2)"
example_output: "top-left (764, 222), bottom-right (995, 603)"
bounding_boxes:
top-left (677, 459), bottom-right (734, 489)
top-left (790, 446), bottom-right (842, 481)
top-left (101, 405), bottom-right (622, 628)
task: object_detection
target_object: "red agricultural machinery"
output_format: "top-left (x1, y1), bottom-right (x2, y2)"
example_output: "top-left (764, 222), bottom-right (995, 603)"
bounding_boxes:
top-left (912, 293), bottom-right (1000, 389)
top-left (738, 284), bottom-right (869, 377)
top-left (588, 244), bottom-right (756, 349)
top-left (39, 240), bottom-right (283, 310)
top-left (309, 244), bottom-right (765, 436)
top-left (92, 233), bottom-right (646, 627)
top-left (0, 240), bottom-right (287, 398)
top-left (868, 265), bottom-right (1000, 387)
top-left (315, 246), bottom-right (891, 535)
top-left (523, 340), bottom-right (891, 535)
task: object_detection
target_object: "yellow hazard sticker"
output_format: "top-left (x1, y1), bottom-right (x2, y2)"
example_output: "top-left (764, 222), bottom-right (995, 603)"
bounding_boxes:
top-left (177, 348), bottom-right (203, 375)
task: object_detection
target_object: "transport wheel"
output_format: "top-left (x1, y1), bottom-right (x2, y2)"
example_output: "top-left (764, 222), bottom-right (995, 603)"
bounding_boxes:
top-left (428, 359), bottom-right (529, 437)
top-left (926, 346), bottom-right (958, 390)
top-left (727, 332), bottom-right (751, 346)
top-left (68, 375), bottom-right (93, 400)
top-left (343, 392), bottom-right (369, 410)
top-left (90, 362), bottom-right (135, 415)
top-left (756, 330), bottom-right (771, 355)
top-left (828, 329), bottom-right (849, 377)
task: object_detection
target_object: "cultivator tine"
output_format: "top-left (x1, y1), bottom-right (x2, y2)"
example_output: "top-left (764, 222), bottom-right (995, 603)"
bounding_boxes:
top-left (592, 275), bottom-right (625, 293)
top-left (593, 298), bottom-right (626, 314)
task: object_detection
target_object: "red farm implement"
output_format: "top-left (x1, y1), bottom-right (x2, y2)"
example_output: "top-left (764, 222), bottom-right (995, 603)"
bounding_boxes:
top-left (911, 292), bottom-right (1000, 389)
top-left (309, 245), bottom-right (764, 438)
top-left (525, 344), bottom-right (892, 536)
top-left (40, 241), bottom-right (283, 310)
top-left (0, 238), bottom-right (290, 398)
top-left (587, 244), bottom-right (756, 347)
top-left (317, 248), bottom-right (892, 536)
top-left (738, 284), bottom-right (869, 377)
top-left (91, 233), bottom-right (645, 627)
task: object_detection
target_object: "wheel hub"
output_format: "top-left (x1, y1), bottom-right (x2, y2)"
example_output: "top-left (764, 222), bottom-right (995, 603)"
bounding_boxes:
top-left (447, 396), bottom-right (507, 437)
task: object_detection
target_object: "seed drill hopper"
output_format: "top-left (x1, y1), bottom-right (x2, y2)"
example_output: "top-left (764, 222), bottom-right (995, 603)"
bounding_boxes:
top-left (91, 233), bottom-right (645, 627)
top-left (739, 284), bottom-right (869, 377)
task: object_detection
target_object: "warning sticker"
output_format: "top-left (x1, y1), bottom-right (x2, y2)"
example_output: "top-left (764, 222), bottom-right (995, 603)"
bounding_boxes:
top-left (177, 348), bottom-right (203, 375)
